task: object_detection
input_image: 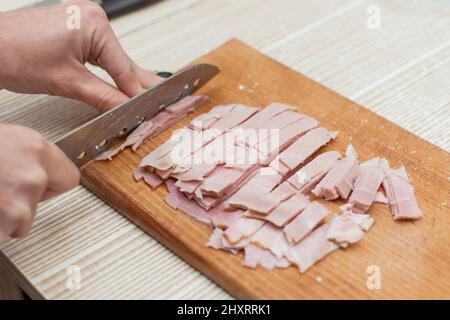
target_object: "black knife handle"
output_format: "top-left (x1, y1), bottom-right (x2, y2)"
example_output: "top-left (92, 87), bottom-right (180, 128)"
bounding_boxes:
top-left (100, 0), bottom-right (153, 17)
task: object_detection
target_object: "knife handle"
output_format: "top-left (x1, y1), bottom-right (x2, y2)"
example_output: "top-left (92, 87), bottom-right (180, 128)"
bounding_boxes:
top-left (100, 0), bottom-right (154, 17)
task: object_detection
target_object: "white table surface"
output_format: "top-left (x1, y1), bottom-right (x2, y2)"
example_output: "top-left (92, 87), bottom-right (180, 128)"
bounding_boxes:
top-left (0, 0), bottom-right (449, 299)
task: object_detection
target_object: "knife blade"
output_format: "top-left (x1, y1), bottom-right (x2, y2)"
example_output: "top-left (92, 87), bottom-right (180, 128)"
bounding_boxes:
top-left (55, 63), bottom-right (219, 167)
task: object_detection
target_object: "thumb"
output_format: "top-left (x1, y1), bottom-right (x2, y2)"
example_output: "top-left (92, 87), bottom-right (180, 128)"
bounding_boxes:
top-left (66, 67), bottom-right (130, 112)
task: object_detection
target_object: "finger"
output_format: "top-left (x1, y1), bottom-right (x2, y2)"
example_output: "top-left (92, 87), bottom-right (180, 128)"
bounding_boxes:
top-left (135, 65), bottom-right (164, 89)
top-left (10, 200), bottom-right (36, 238)
top-left (66, 67), bottom-right (129, 112)
top-left (41, 142), bottom-right (80, 201)
top-left (94, 25), bottom-right (144, 97)
top-left (0, 232), bottom-right (10, 246)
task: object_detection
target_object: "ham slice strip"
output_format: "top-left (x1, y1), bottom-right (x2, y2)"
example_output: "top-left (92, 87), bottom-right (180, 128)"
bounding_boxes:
top-left (97, 95), bottom-right (208, 160)
top-left (274, 127), bottom-right (338, 174)
top-left (239, 102), bottom-right (294, 130)
top-left (346, 157), bottom-right (388, 213)
top-left (283, 201), bottom-right (329, 243)
top-left (226, 168), bottom-right (282, 210)
top-left (312, 155), bottom-right (360, 200)
top-left (244, 182), bottom-right (297, 215)
top-left (190, 104), bottom-right (234, 130)
top-left (286, 223), bottom-right (339, 273)
top-left (246, 111), bottom-right (304, 148)
top-left (244, 244), bottom-right (289, 270)
top-left (207, 104), bottom-right (259, 132)
top-left (264, 193), bottom-right (311, 227)
top-left (256, 116), bottom-right (319, 163)
top-left (382, 166), bottom-right (422, 220)
top-left (287, 151), bottom-right (341, 194)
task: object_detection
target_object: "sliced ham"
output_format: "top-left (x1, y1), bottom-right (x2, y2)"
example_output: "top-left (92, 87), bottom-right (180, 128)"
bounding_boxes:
top-left (178, 106), bottom-right (319, 209)
top-left (191, 104), bottom-right (234, 130)
top-left (256, 116), bottom-right (319, 163)
top-left (164, 179), bottom-right (211, 225)
top-left (246, 110), bottom-right (304, 148)
top-left (97, 95), bottom-right (208, 160)
top-left (133, 166), bottom-right (164, 189)
top-left (326, 211), bottom-right (374, 247)
top-left (347, 157), bottom-right (388, 213)
top-left (207, 228), bottom-right (240, 254)
top-left (226, 168), bottom-right (282, 210)
top-left (341, 210), bottom-right (375, 231)
top-left (325, 215), bottom-right (364, 248)
top-left (223, 217), bottom-right (265, 244)
top-left (132, 101), bottom-right (417, 275)
top-left (244, 182), bottom-right (297, 215)
top-left (244, 244), bottom-right (289, 270)
top-left (283, 201), bottom-right (329, 243)
top-left (239, 102), bottom-right (294, 130)
top-left (138, 127), bottom-right (196, 172)
top-left (274, 127), bottom-right (338, 173)
top-left (382, 166), bottom-right (422, 220)
top-left (209, 203), bottom-right (244, 229)
top-left (264, 193), bottom-right (311, 227)
top-left (374, 190), bottom-right (389, 204)
top-left (246, 182), bottom-right (296, 216)
top-left (250, 223), bottom-right (290, 258)
top-left (312, 155), bottom-right (360, 200)
top-left (208, 104), bottom-right (258, 132)
top-left (287, 223), bottom-right (339, 273)
top-left (287, 151), bottom-right (341, 194)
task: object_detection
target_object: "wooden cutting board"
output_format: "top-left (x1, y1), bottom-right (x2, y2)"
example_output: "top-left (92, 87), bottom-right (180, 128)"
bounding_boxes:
top-left (81, 39), bottom-right (450, 299)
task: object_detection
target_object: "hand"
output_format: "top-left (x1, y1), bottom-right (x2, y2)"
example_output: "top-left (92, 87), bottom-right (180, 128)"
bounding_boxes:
top-left (0, 125), bottom-right (79, 245)
top-left (0, 1), bottom-right (161, 112)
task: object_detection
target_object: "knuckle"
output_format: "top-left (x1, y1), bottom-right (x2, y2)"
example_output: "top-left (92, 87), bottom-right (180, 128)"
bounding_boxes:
top-left (64, 165), bottom-right (80, 191)
top-left (5, 202), bottom-right (32, 230)
top-left (95, 90), bottom-right (119, 112)
top-left (22, 168), bottom-right (49, 191)
top-left (83, 2), bottom-right (108, 23)
top-left (30, 134), bottom-right (49, 156)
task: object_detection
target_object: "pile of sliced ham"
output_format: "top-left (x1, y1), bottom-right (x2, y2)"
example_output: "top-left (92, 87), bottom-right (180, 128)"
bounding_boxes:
top-left (106, 100), bottom-right (422, 273)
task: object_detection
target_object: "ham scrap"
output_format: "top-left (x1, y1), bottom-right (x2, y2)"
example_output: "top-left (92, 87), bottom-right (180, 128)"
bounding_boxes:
top-left (345, 157), bottom-right (389, 213)
top-left (382, 166), bottom-right (422, 220)
top-left (131, 101), bottom-right (421, 275)
top-left (287, 151), bottom-right (341, 194)
top-left (272, 127), bottom-right (338, 175)
top-left (286, 223), bottom-right (339, 273)
top-left (312, 147), bottom-right (360, 200)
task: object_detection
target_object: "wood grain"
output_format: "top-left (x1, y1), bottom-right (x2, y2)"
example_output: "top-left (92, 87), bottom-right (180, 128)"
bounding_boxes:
top-left (81, 40), bottom-right (450, 299)
top-left (0, 267), bottom-right (23, 300)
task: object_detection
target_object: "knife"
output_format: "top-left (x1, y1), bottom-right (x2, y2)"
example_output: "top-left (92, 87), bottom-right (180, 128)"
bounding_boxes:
top-left (55, 63), bottom-right (220, 167)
